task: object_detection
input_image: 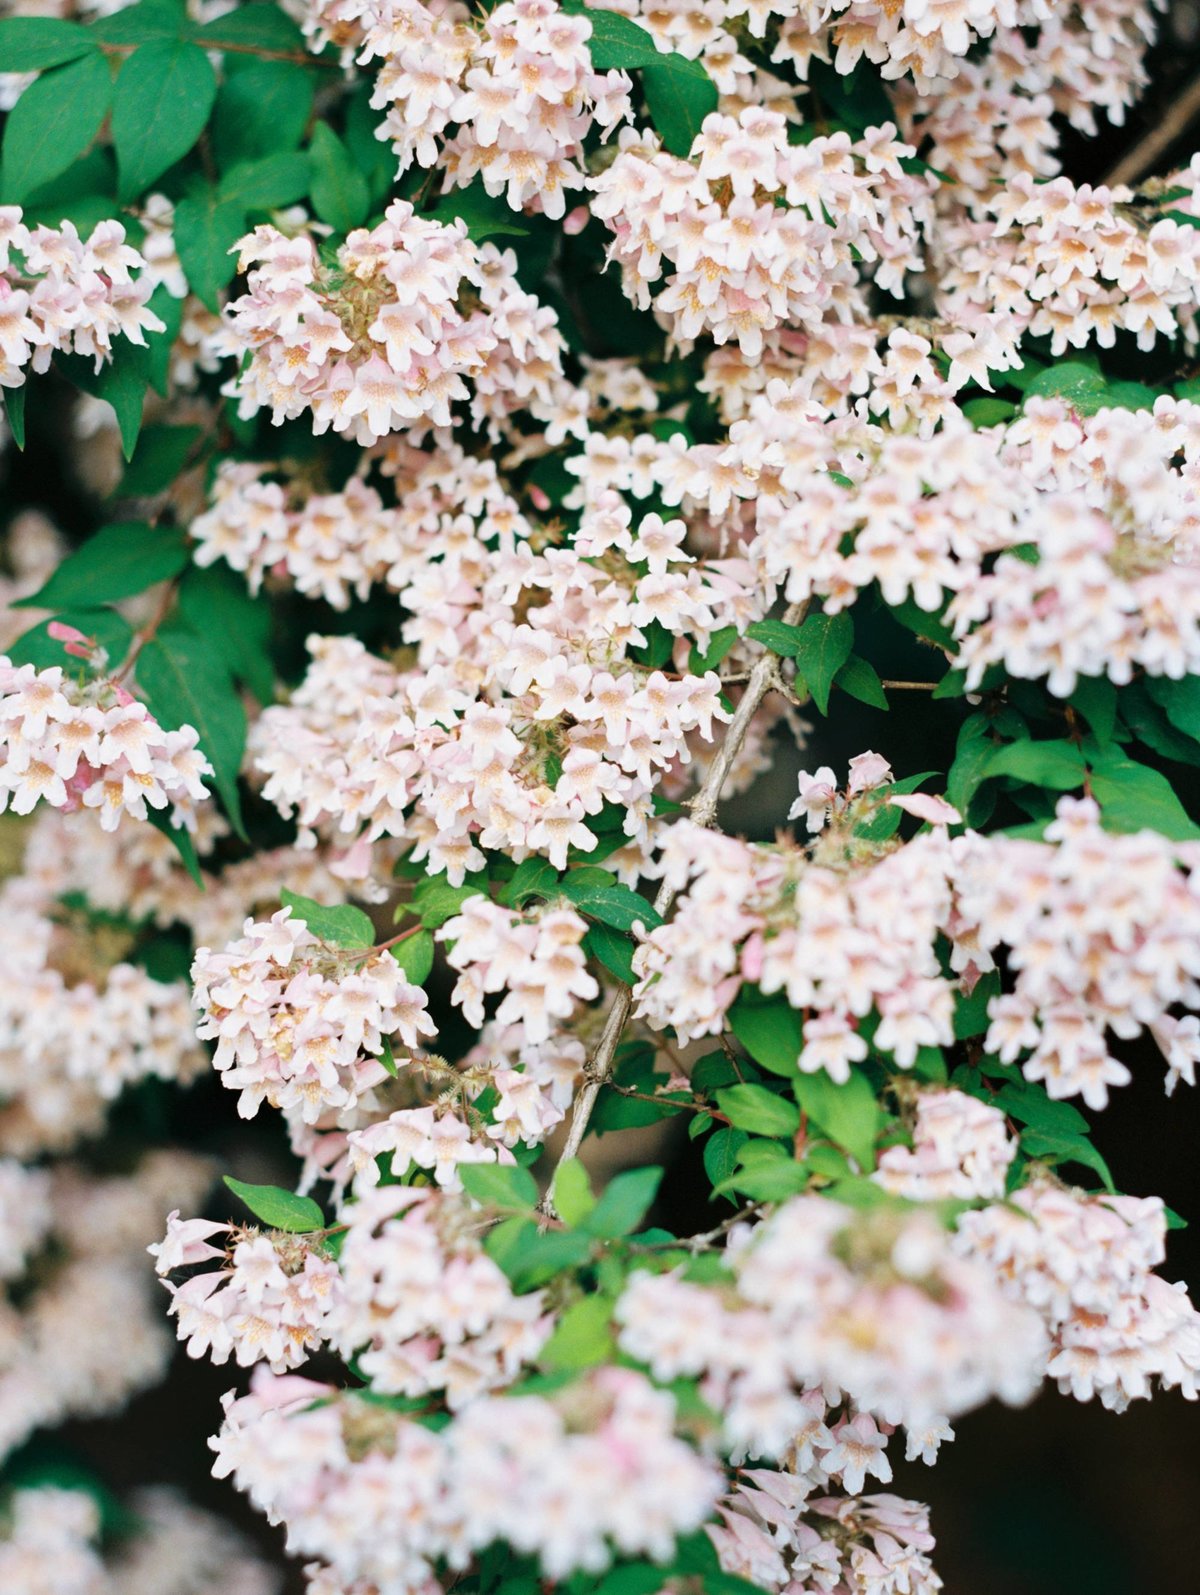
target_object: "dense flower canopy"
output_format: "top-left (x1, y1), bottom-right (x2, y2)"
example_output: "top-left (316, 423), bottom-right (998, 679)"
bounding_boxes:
top-left (2, 0), bottom-right (1200, 1591)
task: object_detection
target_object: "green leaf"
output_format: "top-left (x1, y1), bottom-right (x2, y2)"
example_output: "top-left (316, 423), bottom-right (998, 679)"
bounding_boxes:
top-left (195, 4), bottom-right (305, 51)
top-left (582, 1166), bottom-right (663, 1237)
top-left (389, 928), bottom-right (434, 984)
top-left (279, 888), bottom-right (374, 947)
top-left (431, 179), bottom-right (531, 241)
top-left (994, 1081), bottom-right (1089, 1137)
top-left (889, 596), bottom-right (955, 651)
top-left (137, 619), bottom-right (248, 837)
top-left (689, 624), bottom-right (738, 674)
top-left (747, 618), bottom-right (804, 657)
top-left (6, 607), bottom-right (133, 672)
top-left (1024, 361), bottom-right (1108, 412)
top-left (309, 123), bottom-right (370, 234)
top-left (3, 385), bottom-right (25, 451)
top-left (1019, 1130), bottom-right (1115, 1192)
top-left (1070, 677), bottom-right (1118, 743)
top-left (485, 1217), bottom-right (593, 1289)
top-left (793, 611), bottom-right (854, 714)
top-left (1090, 753), bottom-right (1200, 841)
top-left (145, 285), bottom-right (184, 398)
top-left (1, 51), bottom-right (113, 205)
top-left (0, 18), bottom-right (98, 72)
top-left (641, 54), bottom-right (718, 157)
top-left (498, 856), bottom-right (558, 907)
top-left (223, 1175), bottom-right (325, 1232)
top-left (835, 654), bottom-right (888, 709)
top-left (558, 876), bottom-right (663, 931)
top-left (983, 739), bottom-right (1086, 790)
top-left (570, 5), bottom-right (661, 68)
top-left (173, 188), bottom-right (246, 311)
top-left (117, 425), bottom-right (203, 498)
top-left (715, 1083), bottom-right (800, 1138)
top-left (728, 991), bottom-right (801, 1078)
top-left (962, 396), bottom-right (1017, 428)
top-left (808, 58), bottom-right (893, 133)
top-left (460, 1163), bottom-right (540, 1212)
top-left (539, 1293), bottom-right (615, 1371)
top-left (793, 1068), bottom-right (883, 1171)
top-left (90, 0), bottom-right (190, 45)
top-left (17, 521), bottom-right (190, 610)
top-left (583, 923), bottom-right (636, 985)
top-left (551, 1159), bottom-right (596, 1226)
top-left (713, 1156), bottom-right (811, 1202)
top-left (413, 877), bottom-right (485, 929)
top-left (112, 41), bottom-right (217, 202)
top-left (953, 970), bottom-right (1001, 1040)
top-left (1145, 675), bottom-right (1200, 744)
top-left (177, 564), bottom-right (274, 705)
top-left (217, 151), bottom-right (311, 211)
top-left (703, 1125), bottom-right (748, 1188)
top-left (212, 60), bottom-right (314, 167)
top-left (57, 343), bottom-right (150, 460)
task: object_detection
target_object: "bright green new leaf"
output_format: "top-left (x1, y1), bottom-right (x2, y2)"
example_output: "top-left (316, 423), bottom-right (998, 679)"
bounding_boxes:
top-left (223, 1176), bottom-right (325, 1233)
top-left (460, 1163), bottom-right (540, 1212)
top-left (112, 41), bottom-right (217, 202)
top-left (17, 521), bottom-right (190, 610)
top-left (551, 1158), bottom-right (596, 1226)
top-left (793, 1068), bottom-right (883, 1171)
top-left (391, 929), bottom-right (435, 984)
top-left (1, 51), bottom-right (113, 204)
top-left (716, 1083), bottom-right (800, 1138)
top-left (582, 1166), bottom-right (663, 1237)
top-left (539, 1294), bottom-right (615, 1371)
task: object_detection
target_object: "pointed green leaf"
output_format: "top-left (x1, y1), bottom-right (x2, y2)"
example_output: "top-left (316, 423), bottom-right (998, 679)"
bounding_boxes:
top-left (112, 40), bottom-right (217, 202)
top-left (1, 51), bottom-right (113, 204)
top-left (224, 1176), bottom-right (325, 1232)
top-left (279, 889), bottom-right (374, 947)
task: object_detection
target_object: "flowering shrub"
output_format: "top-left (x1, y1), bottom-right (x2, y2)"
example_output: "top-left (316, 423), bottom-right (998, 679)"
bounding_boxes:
top-left (2, 0), bottom-right (1200, 1590)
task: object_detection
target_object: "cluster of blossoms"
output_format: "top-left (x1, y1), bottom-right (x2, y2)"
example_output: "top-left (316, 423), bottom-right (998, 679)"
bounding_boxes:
top-left (957, 1180), bottom-right (1200, 1411)
top-left (0, 1484), bottom-right (279, 1595)
top-left (638, 768), bottom-right (1200, 1108)
top-left (0, 208), bottom-right (163, 389)
top-left (154, 1210), bottom-right (341, 1374)
top-left (212, 1365), bottom-right (720, 1591)
top-left (711, 1472), bottom-right (944, 1595)
top-left (0, 874), bottom-right (205, 1153)
top-left (0, 656), bottom-right (211, 831)
top-left (937, 170), bottom-right (1200, 359)
top-left (328, 1185), bottom-right (552, 1403)
top-left (618, 1195), bottom-right (1047, 1463)
top-left (874, 1088), bottom-right (1017, 1202)
top-left (306, 0), bottom-right (633, 217)
top-left (591, 110), bottom-right (934, 357)
top-left (191, 905), bottom-right (435, 1123)
top-left (218, 205), bottom-right (584, 444)
top-left (0, 1152), bottom-right (212, 1461)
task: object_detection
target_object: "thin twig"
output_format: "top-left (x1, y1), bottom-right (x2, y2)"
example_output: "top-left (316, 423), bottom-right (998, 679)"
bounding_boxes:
top-left (541, 603), bottom-right (809, 1210)
top-left (1105, 71), bottom-right (1200, 188)
top-left (97, 38), bottom-right (339, 69)
top-left (879, 678), bottom-right (939, 691)
top-left (112, 576), bottom-right (181, 684)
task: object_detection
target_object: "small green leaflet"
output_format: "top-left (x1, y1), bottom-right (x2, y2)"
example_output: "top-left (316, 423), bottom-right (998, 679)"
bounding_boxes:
top-left (390, 928), bottom-right (435, 984)
top-left (727, 991), bottom-right (802, 1077)
top-left (498, 856), bottom-right (559, 907)
top-left (173, 188), bottom-right (247, 312)
top-left (280, 889), bottom-right (375, 948)
top-left (539, 1294), bottom-right (615, 1371)
top-left (579, 1166), bottom-right (663, 1237)
top-left (223, 1175), bottom-right (325, 1233)
top-left (551, 1158), bottom-right (596, 1226)
top-left (715, 1083), bottom-right (800, 1138)
top-left (17, 522), bottom-right (190, 611)
top-left (459, 1163), bottom-right (539, 1212)
top-left (582, 923), bottom-right (636, 985)
top-left (793, 1068), bottom-right (883, 1171)
top-left (836, 654), bottom-right (889, 709)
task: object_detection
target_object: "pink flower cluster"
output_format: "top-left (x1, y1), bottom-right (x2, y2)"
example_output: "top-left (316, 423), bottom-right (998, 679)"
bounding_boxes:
top-left (712, 1472), bottom-right (944, 1595)
top-left (957, 1180), bottom-right (1200, 1411)
top-left (211, 1365), bottom-right (720, 1590)
top-left (329, 1186), bottom-right (552, 1406)
top-left (306, 0), bottom-right (633, 218)
top-left (591, 111), bottom-right (933, 356)
top-left (0, 209), bottom-right (164, 390)
top-left (874, 1089), bottom-right (1016, 1202)
top-left (218, 204), bottom-right (584, 444)
top-left (0, 658), bottom-right (211, 831)
top-left (191, 906), bottom-right (435, 1123)
top-left (154, 1213), bottom-right (340, 1373)
top-left (618, 1196), bottom-right (1046, 1455)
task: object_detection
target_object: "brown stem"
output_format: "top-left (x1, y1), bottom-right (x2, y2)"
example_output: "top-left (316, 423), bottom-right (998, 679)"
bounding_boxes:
top-left (541, 602), bottom-right (810, 1210)
top-left (98, 38), bottom-right (339, 69)
top-left (112, 575), bottom-right (181, 685)
top-left (879, 679), bottom-right (939, 691)
top-left (1104, 72), bottom-right (1200, 188)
